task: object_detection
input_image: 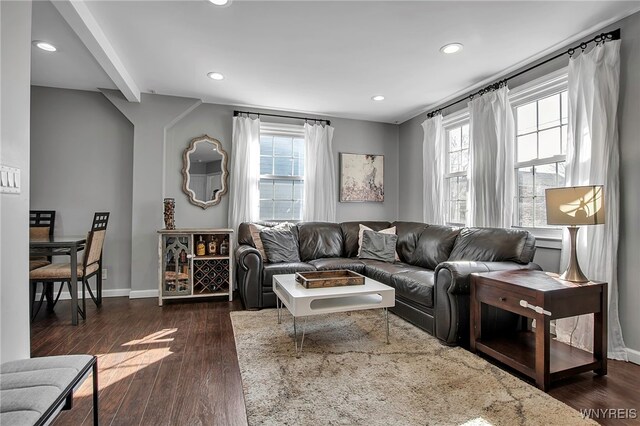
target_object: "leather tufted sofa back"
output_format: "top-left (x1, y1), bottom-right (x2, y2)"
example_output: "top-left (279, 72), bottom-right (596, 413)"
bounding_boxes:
top-left (297, 222), bottom-right (344, 261)
top-left (448, 227), bottom-right (536, 264)
top-left (238, 221), bottom-right (536, 266)
top-left (340, 221), bottom-right (392, 258)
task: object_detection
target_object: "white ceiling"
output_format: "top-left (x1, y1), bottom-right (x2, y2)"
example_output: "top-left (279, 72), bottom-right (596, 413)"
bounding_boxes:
top-left (31, 1), bottom-right (640, 123)
top-left (31, 0), bottom-right (116, 92)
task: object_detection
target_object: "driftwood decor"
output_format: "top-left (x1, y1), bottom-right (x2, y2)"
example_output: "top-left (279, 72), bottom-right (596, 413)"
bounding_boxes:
top-left (295, 270), bottom-right (365, 288)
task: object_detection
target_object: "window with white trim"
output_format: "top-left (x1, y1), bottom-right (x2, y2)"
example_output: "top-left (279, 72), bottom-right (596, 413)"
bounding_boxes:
top-left (258, 124), bottom-right (305, 221)
top-left (511, 71), bottom-right (568, 228)
top-left (443, 116), bottom-right (470, 226)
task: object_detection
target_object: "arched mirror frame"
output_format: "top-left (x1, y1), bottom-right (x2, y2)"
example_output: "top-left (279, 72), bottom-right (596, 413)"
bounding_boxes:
top-left (181, 135), bottom-right (229, 209)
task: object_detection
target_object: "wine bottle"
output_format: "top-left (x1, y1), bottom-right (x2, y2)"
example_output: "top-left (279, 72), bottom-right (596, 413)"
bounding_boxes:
top-left (208, 236), bottom-right (217, 255)
top-left (220, 237), bottom-right (229, 256)
top-left (196, 236), bottom-right (206, 256)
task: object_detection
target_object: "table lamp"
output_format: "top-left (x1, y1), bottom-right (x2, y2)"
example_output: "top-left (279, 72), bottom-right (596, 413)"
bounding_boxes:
top-left (545, 185), bottom-right (605, 283)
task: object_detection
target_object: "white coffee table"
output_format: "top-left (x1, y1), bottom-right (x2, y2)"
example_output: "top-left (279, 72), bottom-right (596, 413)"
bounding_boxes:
top-left (273, 273), bottom-right (395, 354)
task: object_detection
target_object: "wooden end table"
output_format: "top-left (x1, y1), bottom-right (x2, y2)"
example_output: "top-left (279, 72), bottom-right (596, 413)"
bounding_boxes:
top-left (470, 270), bottom-right (607, 391)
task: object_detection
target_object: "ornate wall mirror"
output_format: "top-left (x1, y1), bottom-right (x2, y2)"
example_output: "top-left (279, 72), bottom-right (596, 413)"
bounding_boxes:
top-left (182, 135), bottom-right (229, 209)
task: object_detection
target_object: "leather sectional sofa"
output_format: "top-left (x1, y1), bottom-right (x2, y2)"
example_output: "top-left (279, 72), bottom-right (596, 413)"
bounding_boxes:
top-left (235, 221), bottom-right (540, 347)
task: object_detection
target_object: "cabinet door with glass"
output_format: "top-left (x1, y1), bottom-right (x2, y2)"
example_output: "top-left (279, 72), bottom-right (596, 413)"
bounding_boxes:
top-left (159, 234), bottom-right (192, 303)
top-left (158, 229), bottom-right (234, 306)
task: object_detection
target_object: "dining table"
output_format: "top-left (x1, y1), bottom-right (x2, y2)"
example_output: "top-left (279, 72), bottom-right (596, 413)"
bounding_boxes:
top-left (29, 235), bottom-right (88, 325)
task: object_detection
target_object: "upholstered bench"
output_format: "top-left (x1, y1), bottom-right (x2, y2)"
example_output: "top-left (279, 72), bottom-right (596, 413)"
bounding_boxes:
top-left (0, 355), bottom-right (98, 425)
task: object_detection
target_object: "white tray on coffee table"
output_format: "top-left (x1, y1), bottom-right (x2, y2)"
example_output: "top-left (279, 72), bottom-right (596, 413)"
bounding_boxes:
top-left (272, 273), bottom-right (395, 354)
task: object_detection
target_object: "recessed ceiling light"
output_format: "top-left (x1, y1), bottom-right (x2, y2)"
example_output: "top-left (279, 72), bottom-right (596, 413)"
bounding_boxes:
top-left (208, 0), bottom-right (230, 5)
top-left (207, 72), bottom-right (224, 81)
top-left (33, 41), bottom-right (57, 52)
top-left (440, 43), bottom-right (463, 54)
top-left (371, 95), bottom-right (385, 101)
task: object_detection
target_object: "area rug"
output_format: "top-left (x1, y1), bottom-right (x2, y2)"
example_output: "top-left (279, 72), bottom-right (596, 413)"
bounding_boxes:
top-left (231, 309), bottom-right (594, 426)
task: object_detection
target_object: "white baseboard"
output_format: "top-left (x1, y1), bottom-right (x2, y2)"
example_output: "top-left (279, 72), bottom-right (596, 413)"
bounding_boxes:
top-left (36, 288), bottom-right (130, 300)
top-left (627, 347), bottom-right (640, 365)
top-left (128, 289), bottom-right (159, 299)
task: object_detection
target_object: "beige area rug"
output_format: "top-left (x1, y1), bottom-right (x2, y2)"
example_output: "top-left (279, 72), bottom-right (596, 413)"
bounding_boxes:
top-left (231, 309), bottom-right (595, 426)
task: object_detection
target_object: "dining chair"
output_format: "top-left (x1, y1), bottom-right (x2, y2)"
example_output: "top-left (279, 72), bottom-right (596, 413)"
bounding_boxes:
top-left (29, 212), bottom-right (110, 321)
top-left (29, 210), bottom-right (56, 271)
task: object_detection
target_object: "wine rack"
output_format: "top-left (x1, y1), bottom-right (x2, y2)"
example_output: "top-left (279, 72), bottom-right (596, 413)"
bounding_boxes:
top-left (158, 228), bottom-right (234, 306)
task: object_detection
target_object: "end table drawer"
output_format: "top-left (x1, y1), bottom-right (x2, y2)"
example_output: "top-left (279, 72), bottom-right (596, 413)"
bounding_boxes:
top-left (475, 284), bottom-right (536, 317)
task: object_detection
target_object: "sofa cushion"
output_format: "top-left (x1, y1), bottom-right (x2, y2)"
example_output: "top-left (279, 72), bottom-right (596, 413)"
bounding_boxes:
top-left (297, 222), bottom-right (344, 261)
top-left (248, 224), bottom-right (268, 260)
top-left (393, 221), bottom-right (428, 264)
top-left (308, 257), bottom-right (365, 274)
top-left (260, 227), bottom-right (300, 263)
top-left (391, 270), bottom-right (435, 308)
top-left (448, 227), bottom-right (536, 264)
top-left (359, 230), bottom-right (398, 263)
top-left (262, 262), bottom-right (316, 289)
top-left (362, 261), bottom-right (422, 285)
top-left (340, 221), bottom-right (391, 258)
top-left (357, 225), bottom-right (399, 259)
top-left (238, 221), bottom-right (293, 247)
top-left (412, 225), bottom-right (461, 270)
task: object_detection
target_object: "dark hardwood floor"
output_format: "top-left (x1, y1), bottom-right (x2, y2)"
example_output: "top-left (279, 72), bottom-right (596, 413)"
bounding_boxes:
top-left (31, 297), bottom-right (639, 425)
top-left (30, 296), bottom-right (247, 426)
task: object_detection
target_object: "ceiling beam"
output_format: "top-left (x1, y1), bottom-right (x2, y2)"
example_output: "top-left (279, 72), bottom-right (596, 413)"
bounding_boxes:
top-left (52, 0), bottom-right (140, 102)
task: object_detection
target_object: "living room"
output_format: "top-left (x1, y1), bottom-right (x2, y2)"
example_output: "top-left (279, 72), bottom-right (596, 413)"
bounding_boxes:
top-left (1, 0), bottom-right (640, 425)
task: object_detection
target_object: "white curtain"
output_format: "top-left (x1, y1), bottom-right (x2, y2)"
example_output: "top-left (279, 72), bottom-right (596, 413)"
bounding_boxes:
top-left (227, 116), bottom-right (260, 233)
top-left (467, 86), bottom-right (515, 227)
top-left (303, 123), bottom-right (336, 222)
top-left (555, 40), bottom-right (627, 360)
top-left (421, 115), bottom-right (446, 224)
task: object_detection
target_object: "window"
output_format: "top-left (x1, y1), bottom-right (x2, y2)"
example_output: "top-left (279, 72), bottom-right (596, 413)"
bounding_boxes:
top-left (258, 125), bottom-right (305, 221)
top-left (444, 118), bottom-right (470, 225)
top-left (512, 74), bottom-right (568, 228)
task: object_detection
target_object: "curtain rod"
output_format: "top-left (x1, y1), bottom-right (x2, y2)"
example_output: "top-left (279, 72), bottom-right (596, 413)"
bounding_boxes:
top-left (426, 28), bottom-right (621, 119)
top-left (233, 110), bottom-right (331, 126)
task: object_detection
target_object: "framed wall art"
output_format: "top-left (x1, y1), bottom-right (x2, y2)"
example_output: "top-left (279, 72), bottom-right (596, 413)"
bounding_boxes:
top-left (339, 153), bottom-right (384, 202)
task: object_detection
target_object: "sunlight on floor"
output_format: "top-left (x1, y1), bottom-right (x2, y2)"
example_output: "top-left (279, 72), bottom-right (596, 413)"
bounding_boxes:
top-left (73, 347), bottom-right (174, 397)
top-left (121, 328), bottom-right (177, 346)
top-left (460, 418), bottom-right (494, 426)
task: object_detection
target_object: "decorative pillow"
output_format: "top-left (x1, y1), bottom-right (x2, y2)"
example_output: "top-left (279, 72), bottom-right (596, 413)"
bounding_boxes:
top-left (248, 224), bottom-right (268, 261)
top-left (259, 227), bottom-right (300, 263)
top-left (359, 230), bottom-right (398, 263)
top-left (358, 224), bottom-right (399, 261)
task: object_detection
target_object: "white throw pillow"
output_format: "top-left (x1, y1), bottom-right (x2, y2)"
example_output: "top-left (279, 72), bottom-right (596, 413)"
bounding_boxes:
top-left (357, 224), bottom-right (400, 261)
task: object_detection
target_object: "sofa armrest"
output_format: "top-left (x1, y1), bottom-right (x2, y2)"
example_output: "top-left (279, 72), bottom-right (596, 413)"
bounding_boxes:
top-left (235, 245), bottom-right (264, 309)
top-left (434, 261), bottom-right (541, 346)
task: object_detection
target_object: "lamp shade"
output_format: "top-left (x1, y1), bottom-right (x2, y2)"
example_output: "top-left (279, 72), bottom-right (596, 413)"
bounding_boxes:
top-left (545, 185), bottom-right (605, 226)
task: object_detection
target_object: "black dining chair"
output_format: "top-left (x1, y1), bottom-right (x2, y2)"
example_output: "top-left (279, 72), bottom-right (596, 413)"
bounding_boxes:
top-left (29, 212), bottom-right (110, 321)
top-left (29, 210), bottom-right (56, 270)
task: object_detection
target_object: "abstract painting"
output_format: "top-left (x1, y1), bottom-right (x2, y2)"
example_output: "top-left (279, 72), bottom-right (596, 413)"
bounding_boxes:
top-left (339, 153), bottom-right (384, 202)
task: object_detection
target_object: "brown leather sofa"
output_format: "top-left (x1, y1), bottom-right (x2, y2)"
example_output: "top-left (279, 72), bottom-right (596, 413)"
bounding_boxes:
top-left (235, 221), bottom-right (540, 347)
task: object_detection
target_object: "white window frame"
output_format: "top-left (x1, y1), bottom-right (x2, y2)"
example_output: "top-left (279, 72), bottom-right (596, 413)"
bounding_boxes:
top-left (258, 123), bottom-right (305, 222)
top-left (509, 68), bottom-right (568, 241)
top-left (442, 110), bottom-right (470, 227)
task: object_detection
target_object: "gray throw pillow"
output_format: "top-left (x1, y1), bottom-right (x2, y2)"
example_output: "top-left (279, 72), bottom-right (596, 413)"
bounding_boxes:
top-left (358, 230), bottom-right (398, 263)
top-left (259, 228), bottom-right (300, 263)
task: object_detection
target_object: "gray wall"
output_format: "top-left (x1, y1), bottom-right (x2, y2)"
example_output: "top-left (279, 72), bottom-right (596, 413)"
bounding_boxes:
top-left (1, 0), bottom-right (32, 362)
top-left (30, 86), bottom-right (134, 294)
top-left (332, 117), bottom-right (399, 222)
top-left (398, 11), bottom-right (640, 357)
top-left (98, 95), bottom-right (400, 297)
top-left (166, 103), bottom-right (400, 230)
top-left (165, 103), bottom-right (232, 229)
top-left (101, 90), bottom-right (202, 298)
